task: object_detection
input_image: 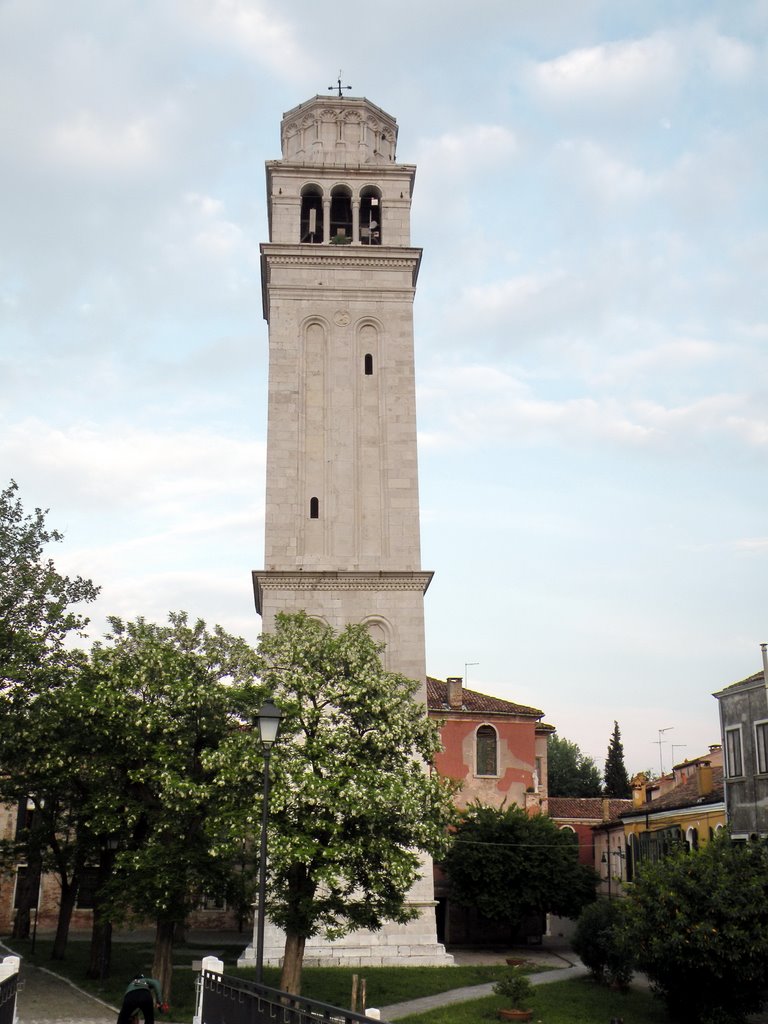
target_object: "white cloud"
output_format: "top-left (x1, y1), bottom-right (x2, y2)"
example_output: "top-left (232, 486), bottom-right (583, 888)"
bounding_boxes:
top-left (596, 338), bottom-right (722, 385)
top-left (0, 418), bottom-right (264, 515)
top-left (698, 27), bottom-right (755, 81)
top-left (554, 139), bottom-right (656, 202)
top-left (526, 25), bottom-right (757, 117)
top-left (528, 32), bottom-right (681, 106)
top-left (417, 124), bottom-right (519, 178)
top-left (732, 537), bottom-right (768, 553)
top-left (418, 360), bottom-right (768, 454)
top-left (48, 109), bottom-right (170, 172)
top-left (182, 0), bottom-right (316, 76)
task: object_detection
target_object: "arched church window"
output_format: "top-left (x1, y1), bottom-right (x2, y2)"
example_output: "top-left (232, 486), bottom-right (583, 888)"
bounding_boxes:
top-left (329, 185), bottom-right (352, 242)
top-left (300, 185), bottom-right (323, 244)
top-left (476, 725), bottom-right (498, 777)
top-left (364, 353), bottom-right (373, 375)
top-left (360, 187), bottom-right (382, 245)
top-left (309, 496), bottom-right (319, 519)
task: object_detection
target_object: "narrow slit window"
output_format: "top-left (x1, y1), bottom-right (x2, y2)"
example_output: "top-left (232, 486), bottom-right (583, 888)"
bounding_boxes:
top-left (309, 497), bottom-right (319, 519)
top-left (364, 353), bottom-right (373, 375)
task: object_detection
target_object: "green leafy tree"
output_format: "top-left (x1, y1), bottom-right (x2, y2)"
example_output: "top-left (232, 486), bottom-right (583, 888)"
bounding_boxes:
top-left (624, 835), bottom-right (768, 1023)
top-left (443, 802), bottom-right (598, 930)
top-left (547, 733), bottom-right (602, 796)
top-left (1, 667), bottom-right (105, 958)
top-left (0, 480), bottom-right (99, 941)
top-left (87, 613), bottom-right (261, 998)
top-left (0, 480), bottom-right (99, 688)
top-left (249, 611), bottom-right (459, 994)
top-left (603, 721), bottom-right (631, 798)
top-left (573, 898), bottom-right (634, 988)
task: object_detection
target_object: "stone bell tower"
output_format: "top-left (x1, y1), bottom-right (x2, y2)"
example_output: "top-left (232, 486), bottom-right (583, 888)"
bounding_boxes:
top-left (245, 93), bottom-right (451, 967)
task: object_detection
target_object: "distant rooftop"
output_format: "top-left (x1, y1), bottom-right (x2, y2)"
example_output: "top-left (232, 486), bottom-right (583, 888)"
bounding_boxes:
top-left (426, 677), bottom-right (544, 719)
top-left (549, 797), bottom-right (633, 821)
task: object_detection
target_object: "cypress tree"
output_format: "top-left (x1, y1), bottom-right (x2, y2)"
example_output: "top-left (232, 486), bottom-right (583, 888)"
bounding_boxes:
top-left (604, 721), bottom-right (631, 798)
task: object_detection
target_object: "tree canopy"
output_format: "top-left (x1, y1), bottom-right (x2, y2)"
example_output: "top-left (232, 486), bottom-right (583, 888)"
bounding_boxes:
top-left (603, 721), bottom-right (631, 798)
top-left (443, 802), bottom-right (597, 927)
top-left (547, 733), bottom-right (602, 796)
top-left (624, 835), bottom-right (768, 1024)
top-left (86, 613), bottom-right (262, 996)
top-left (250, 611), bottom-right (459, 993)
top-left (0, 479), bottom-right (100, 944)
top-left (0, 479), bottom-right (99, 690)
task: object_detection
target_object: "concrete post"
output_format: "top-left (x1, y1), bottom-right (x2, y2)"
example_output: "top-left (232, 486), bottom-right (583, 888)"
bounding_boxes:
top-left (193, 955), bottom-right (224, 1024)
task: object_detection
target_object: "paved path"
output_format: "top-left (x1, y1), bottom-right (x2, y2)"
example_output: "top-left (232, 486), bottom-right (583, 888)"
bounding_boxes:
top-left (378, 961), bottom-right (589, 1020)
top-left (14, 962), bottom-right (117, 1024)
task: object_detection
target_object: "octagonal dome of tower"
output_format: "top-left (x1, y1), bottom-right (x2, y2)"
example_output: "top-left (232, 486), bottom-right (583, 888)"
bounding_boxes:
top-left (280, 95), bottom-right (399, 166)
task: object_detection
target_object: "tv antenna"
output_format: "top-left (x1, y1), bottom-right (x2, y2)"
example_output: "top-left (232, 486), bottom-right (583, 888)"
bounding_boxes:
top-left (655, 726), bottom-right (673, 776)
top-left (328, 71), bottom-right (352, 98)
top-left (464, 662), bottom-right (479, 686)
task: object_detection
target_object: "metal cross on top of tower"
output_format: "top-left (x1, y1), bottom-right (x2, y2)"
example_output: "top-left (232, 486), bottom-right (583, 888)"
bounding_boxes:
top-left (328, 71), bottom-right (352, 98)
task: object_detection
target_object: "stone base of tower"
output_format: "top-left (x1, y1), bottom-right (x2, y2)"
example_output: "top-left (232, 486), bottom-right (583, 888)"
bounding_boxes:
top-left (238, 901), bottom-right (453, 969)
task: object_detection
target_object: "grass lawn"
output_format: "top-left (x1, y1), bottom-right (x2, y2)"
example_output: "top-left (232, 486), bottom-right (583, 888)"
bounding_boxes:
top-left (3, 937), bottom-right (522, 1022)
top-left (398, 976), bottom-right (674, 1024)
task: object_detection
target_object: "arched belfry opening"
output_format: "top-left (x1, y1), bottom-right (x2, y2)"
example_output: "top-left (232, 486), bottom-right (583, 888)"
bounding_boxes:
top-left (300, 185), bottom-right (324, 243)
top-left (360, 187), bottom-right (382, 245)
top-left (330, 185), bottom-right (352, 242)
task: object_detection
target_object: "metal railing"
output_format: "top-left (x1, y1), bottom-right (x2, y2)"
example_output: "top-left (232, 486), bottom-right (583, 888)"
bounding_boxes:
top-left (199, 969), bottom-right (387, 1024)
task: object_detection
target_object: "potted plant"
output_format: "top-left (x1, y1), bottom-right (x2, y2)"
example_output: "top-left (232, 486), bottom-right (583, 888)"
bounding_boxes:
top-left (493, 968), bottom-right (535, 1021)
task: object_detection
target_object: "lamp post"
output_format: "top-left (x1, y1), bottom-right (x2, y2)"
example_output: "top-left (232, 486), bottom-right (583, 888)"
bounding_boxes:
top-left (601, 850), bottom-right (612, 900)
top-left (254, 700), bottom-right (282, 984)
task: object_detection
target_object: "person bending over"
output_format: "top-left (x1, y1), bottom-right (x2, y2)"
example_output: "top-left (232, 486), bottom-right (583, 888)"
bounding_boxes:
top-left (116, 973), bottom-right (162, 1024)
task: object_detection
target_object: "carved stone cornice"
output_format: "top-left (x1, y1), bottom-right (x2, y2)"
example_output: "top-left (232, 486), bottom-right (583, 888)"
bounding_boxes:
top-left (252, 569), bottom-right (434, 613)
top-left (261, 244), bottom-right (421, 271)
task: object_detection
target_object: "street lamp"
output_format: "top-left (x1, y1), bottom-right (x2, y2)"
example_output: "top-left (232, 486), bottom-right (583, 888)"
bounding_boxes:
top-left (254, 700), bottom-right (283, 984)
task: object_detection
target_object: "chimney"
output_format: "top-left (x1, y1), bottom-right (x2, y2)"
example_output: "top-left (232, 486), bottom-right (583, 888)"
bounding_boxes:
top-left (601, 797), bottom-right (611, 821)
top-left (446, 676), bottom-right (463, 710)
top-left (697, 764), bottom-right (713, 797)
top-left (762, 643), bottom-right (768, 690)
top-left (631, 774), bottom-right (646, 807)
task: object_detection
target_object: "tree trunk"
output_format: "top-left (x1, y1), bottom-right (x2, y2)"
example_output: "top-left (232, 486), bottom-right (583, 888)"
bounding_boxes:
top-left (152, 919), bottom-right (176, 1001)
top-left (86, 843), bottom-right (118, 979)
top-left (51, 875), bottom-right (78, 959)
top-left (87, 919), bottom-right (112, 981)
top-left (280, 931), bottom-right (306, 995)
top-left (11, 856), bottom-right (42, 940)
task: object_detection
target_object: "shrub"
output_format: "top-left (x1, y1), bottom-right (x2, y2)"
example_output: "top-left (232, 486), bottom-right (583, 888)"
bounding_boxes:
top-left (624, 835), bottom-right (768, 1023)
top-left (493, 967), bottom-right (534, 1008)
top-left (573, 898), bottom-right (634, 989)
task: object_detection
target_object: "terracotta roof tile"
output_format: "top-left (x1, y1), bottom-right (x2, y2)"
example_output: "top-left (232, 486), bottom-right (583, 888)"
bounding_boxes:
top-left (426, 677), bottom-right (543, 718)
top-left (549, 797), bottom-right (633, 821)
top-left (621, 766), bottom-right (724, 818)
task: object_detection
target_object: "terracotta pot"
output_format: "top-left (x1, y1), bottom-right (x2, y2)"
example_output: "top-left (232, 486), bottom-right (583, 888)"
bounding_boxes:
top-left (497, 1010), bottom-right (533, 1022)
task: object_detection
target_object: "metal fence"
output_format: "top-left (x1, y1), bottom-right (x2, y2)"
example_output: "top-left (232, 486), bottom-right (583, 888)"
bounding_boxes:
top-left (199, 970), bottom-right (386, 1024)
top-left (0, 970), bottom-right (18, 1024)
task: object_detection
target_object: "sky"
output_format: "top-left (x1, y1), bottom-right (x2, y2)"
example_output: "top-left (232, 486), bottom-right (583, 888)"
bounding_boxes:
top-left (2, 0), bottom-right (767, 777)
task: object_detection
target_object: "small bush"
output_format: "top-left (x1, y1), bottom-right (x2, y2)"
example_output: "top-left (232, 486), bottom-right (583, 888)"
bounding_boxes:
top-left (573, 898), bottom-right (634, 989)
top-left (493, 967), bottom-right (534, 1007)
